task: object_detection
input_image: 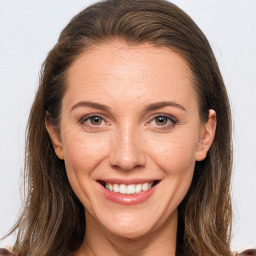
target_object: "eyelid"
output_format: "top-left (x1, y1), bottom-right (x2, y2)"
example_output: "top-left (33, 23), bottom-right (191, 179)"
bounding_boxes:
top-left (78, 112), bottom-right (177, 129)
top-left (147, 113), bottom-right (177, 123)
top-left (79, 113), bottom-right (110, 126)
top-left (145, 113), bottom-right (177, 129)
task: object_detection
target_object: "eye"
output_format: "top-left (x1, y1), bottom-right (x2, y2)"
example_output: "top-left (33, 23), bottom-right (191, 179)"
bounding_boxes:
top-left (147, 114), bottom-right (177, 130)
top-left (155, 116), bottom-right (169, 126)
top-left (79, 114), bottom-right (110, 128)
top-left (86, 115), bottom-right (103, 126)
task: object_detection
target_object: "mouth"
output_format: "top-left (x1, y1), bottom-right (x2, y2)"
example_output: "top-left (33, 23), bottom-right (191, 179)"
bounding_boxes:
top-left (98, 180), bottom-right (160, 195)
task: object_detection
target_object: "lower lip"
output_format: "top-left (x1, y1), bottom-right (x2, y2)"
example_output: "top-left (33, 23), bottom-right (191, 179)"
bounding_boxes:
top-left (98, 183), bottom-right (158, 205)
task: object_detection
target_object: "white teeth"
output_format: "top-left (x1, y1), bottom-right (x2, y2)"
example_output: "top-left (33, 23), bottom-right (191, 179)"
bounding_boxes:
top-left (127, 184), bottom-right (135, 194)
top-left (119, 184), bottom-right (127, 194)
top-left (135, 184), bottom-right (142, 193)
top-left (142, 182), bottom-right (149, 191)
top-left (105, 182), bottom-right (154, 194)
top-left (113, 184), bottom-right (119, 192)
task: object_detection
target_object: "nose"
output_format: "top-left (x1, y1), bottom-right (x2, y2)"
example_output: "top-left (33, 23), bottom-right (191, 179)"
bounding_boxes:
top-left (109, 125), bottom-right (146, 171)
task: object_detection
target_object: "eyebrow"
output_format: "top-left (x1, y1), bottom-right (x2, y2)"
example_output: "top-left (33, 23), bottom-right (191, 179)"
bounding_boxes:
top-left (144, 101), bottom-right (186, 113)
top-left (71, 101), bottom-right (111, 112)
top-left (70, 101), bottom-right (186, 113)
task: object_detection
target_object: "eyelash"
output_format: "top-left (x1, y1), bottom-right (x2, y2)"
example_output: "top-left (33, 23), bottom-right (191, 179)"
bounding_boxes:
top-left (79, 113), bottom-right (177, 130)
top-left (147, 114), bottom-right (177, 130)
top-left (79, 114), bottom-right (109, 128)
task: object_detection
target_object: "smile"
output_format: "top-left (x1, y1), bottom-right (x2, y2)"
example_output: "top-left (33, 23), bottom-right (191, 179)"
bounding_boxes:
top-left (105, 182), bottom-right (154, 194)
top-left (97, 180), bottom-right (160, 205)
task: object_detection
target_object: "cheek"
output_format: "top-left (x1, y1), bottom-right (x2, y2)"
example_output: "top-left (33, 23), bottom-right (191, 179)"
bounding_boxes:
top-left (61, 130), bottom-right (111, 209)
top-left (145, 129), bottom-right (199, 175)
top-left (61, 130), bottom-right (110, 183)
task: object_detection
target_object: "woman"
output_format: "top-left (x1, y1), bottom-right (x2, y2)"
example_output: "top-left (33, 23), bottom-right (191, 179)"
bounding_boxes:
top-left (1, 0), bottom-right (255, 255)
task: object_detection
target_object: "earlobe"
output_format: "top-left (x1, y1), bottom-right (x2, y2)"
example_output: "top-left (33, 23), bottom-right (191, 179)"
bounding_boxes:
top-left (45, 113), bottom-right (64, 160)
top-left (195, 109), bottom-right (216, 161)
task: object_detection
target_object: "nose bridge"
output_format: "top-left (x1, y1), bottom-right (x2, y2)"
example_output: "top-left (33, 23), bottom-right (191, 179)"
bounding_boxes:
top-left (109, 121), bottom-right (146, 170)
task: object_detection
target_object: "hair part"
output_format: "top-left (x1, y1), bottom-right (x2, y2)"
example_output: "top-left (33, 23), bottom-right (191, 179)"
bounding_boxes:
top-left (9, 1), bottom-right (233, 255)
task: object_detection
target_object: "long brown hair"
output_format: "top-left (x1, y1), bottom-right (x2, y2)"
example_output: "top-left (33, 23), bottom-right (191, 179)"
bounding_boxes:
top-left (9, 0), bottom-right (233, 255)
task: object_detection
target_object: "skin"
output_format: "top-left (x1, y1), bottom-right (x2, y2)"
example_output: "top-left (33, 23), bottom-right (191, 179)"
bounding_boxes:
top-left (46, 41), bottom-right (216, 256)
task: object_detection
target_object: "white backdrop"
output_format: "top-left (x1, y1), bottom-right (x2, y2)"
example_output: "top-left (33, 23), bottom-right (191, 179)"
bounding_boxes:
top-left (0, 0), bottom-right (255, 251)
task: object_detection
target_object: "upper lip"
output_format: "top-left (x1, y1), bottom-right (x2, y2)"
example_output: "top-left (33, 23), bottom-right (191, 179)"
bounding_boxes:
top-left (97, 178), bottom-right (160, 185)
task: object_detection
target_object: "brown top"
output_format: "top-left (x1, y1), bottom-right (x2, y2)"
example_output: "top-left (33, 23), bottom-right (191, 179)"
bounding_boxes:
top-left (0, 248), bottom-right (256, 255)
top-left (0, 248), bottom-right (13, 256)
top-left (239, 249), bottom-right (256, 255)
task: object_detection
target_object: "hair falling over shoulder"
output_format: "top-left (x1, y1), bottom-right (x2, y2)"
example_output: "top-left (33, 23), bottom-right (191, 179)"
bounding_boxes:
top-left (7, 1), bottom-right (233, 255)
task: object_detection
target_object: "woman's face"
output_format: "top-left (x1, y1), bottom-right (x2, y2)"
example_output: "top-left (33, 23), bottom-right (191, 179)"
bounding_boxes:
top-left (47, 41), bottom-right (215, 239)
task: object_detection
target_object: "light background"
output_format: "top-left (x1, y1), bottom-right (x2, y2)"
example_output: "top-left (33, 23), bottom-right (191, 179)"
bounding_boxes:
top-left (0, 0), bottom-right (255, 251)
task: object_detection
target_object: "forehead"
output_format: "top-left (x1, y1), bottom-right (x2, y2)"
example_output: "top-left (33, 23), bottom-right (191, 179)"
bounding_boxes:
top-left (64, 41), bottom-right (197, 111)
top-left (68, 41), bottom-right (193, 81)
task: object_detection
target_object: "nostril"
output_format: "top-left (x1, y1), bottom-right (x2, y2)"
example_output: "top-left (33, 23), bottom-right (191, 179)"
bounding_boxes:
top-left (109, 140), bottom-right (146, 171)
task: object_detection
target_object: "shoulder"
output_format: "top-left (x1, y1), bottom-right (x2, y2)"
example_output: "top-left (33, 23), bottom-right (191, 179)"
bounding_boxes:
top-left (238, 249), bottom-right (256, 255)
top-left (0, 248), bottom-right (13, 256)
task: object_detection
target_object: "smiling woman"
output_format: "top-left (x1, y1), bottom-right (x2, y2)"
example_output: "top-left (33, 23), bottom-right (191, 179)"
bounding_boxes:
top-left (1, 0), bottom-right (255, 256)
top-left (45, 42), bottom-right (216, 247)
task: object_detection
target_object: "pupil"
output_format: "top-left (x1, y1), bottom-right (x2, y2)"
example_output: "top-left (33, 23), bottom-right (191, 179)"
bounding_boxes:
top-left (156, 116), bottom-right (167, 125)
top-left (92, 116), bottom-right (101, 125)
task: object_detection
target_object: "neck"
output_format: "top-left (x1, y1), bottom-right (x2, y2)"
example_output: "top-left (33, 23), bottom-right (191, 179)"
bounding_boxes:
top-left (75, 210), bottom-right (178, 256)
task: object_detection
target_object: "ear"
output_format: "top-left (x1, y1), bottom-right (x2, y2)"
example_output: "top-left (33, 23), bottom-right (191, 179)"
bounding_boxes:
top-left (45, 113), bottom-right (64, 160)
top-left (195, 109), bottom-right (216, 161)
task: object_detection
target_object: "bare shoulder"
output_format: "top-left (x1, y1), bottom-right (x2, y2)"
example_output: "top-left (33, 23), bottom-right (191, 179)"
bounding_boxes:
top-left (0, 248), bottom-right (13, 256)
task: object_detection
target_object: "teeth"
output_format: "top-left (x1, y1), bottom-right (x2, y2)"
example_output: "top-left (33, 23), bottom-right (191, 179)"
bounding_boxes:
top-left (113, 184), bottom-right (119, 193)
top-left (142, 183), bottom-right (149, 191)
top-left (119, 184), bottom-right (126, 194)
top-left (105, 182), bottom-right (153, 194)
top-left (127, 184), bottom-right (135, 194)
top-left (135, 184), bottom-right (142, 194)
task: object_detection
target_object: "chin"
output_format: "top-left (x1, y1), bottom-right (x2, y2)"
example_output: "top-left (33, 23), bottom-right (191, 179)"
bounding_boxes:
top-left (95, 205), bottom-right (175, 240)
top-left (92, 207), bottom-right (155, 238)
top-left (107, 222), bottom-right (154, 240)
